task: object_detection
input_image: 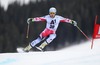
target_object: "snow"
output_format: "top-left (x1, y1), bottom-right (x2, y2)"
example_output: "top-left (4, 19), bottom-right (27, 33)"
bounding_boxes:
top-left (0, 39), bottom-right (100, 65)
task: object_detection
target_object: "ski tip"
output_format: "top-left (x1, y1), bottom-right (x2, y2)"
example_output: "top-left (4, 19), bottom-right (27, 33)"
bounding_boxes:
top-left (35, 46), bottom-right (44, 52)
top-left (17, 47), bottom-right (26, 53)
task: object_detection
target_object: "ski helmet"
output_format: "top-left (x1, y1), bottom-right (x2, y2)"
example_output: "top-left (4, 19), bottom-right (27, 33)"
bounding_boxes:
top-left (49, 7), bottom-right (57, 14)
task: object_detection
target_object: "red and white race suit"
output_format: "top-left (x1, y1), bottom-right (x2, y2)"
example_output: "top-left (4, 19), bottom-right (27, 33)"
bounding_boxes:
top-left (30, 15), bottom-right (72, 47)
top-left (33, 15), bottom-right (71, 32)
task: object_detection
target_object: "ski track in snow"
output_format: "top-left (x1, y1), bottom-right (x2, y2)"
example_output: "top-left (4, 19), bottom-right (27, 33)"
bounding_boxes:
top-left (0, 39), bottom-right (100, 65)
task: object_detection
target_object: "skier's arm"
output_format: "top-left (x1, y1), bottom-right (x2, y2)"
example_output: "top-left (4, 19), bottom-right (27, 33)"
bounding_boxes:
top-left (60, 18), bottom-right (77, 26)
top-left (27, 17), bottom-right (46, 24)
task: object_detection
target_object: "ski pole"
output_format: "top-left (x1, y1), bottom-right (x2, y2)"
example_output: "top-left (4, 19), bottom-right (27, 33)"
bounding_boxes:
top-left (76, 26), bottom-right (91, 41)
top-left (26, 23), bottom-right (30, 38)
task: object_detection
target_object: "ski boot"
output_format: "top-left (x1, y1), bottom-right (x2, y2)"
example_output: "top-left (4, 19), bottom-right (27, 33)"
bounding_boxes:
top-left (35, 41), bottom-right (48, 52)
top-left (23, 44), bottom-right (32, 52)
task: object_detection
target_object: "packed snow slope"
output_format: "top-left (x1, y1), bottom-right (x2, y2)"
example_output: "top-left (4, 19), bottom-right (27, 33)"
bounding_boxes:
top-left (0, 39), bottom-right (100, 65)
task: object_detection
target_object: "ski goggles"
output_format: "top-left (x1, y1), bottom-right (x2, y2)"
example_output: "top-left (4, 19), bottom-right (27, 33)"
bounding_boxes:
top-left (49, 12), bottom-right (56, 14)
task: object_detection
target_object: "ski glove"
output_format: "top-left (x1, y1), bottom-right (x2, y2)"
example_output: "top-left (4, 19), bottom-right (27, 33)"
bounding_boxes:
top-left (71, 20), bottom-right (77, 26)
top-left (27, 18), bottom-right (34, 24)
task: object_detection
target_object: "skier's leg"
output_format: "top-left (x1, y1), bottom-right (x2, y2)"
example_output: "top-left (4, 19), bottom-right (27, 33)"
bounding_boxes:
top-left (37, 34), bottom-right (56, 50)
top-left (23, 29), bottom-right (49, 52)
top-left (23, 36), bottom-right (43, 52)
top-left (31, 36), bottom-right (43, 46)
top-left (46, 34), bottom-right (56, 44)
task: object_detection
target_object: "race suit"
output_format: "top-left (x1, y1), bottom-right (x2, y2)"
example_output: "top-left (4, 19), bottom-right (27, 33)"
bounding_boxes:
top-left (30, 15), bottom-right (72, 47)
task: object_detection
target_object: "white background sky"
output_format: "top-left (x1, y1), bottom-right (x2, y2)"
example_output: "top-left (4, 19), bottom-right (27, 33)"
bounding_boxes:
top-left (0, 0), bottom-right (38, 10)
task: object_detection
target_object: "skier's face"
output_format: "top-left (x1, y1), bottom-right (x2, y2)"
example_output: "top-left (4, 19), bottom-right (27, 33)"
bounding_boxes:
top-left (49, 12), bottom-right (56, 18)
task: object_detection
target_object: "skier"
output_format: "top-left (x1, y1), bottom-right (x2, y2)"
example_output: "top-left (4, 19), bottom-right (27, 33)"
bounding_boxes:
top-left (23, 7), bottom-right (77, 52)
